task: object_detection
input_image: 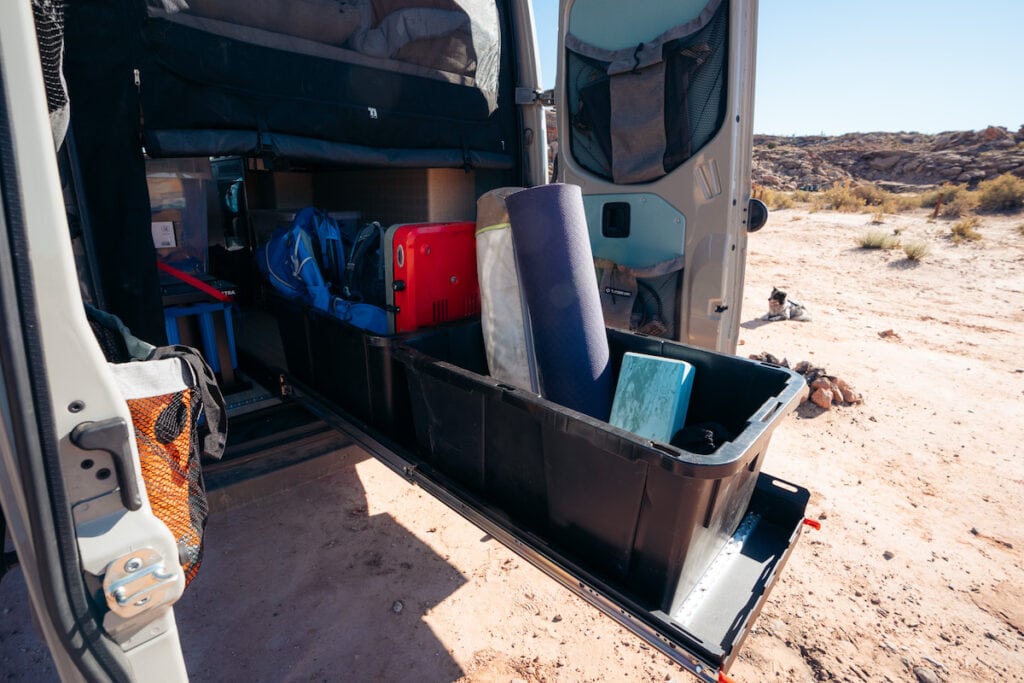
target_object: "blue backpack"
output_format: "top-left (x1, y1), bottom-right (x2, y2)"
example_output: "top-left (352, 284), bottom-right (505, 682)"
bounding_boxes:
top-left (294, 207), bottom-right (345, 292)
top-left (257, 208), bottom-right (388, 334)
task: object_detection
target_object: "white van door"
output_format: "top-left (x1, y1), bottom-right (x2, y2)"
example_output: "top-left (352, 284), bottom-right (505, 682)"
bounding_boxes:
top-left (0, 2), bottom-right (188, 680)
top-left (553, 0), bottom-right (760, 352)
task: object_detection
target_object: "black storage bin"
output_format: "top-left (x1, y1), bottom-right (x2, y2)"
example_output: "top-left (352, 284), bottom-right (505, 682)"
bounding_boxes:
top-left (269, 292), bottom-right (486, 445)
top-left (269, 293), bottom-right (412, 438)
top-left (396, 322), bottom-right (805, 615)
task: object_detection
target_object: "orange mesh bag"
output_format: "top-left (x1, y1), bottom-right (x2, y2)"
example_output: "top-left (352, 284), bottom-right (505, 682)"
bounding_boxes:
top-left (126, 387), bottom-right (206, 585)
top-left (90, 305), bottom-right (226, 588)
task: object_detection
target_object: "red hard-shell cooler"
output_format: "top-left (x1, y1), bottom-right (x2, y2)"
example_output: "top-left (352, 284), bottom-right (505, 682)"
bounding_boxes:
top-left (384, 221), bottom-right (480, 334)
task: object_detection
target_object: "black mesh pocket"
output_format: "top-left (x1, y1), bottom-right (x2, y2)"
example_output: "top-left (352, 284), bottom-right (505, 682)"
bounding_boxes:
top-left (566, 1), bottom-right (728, 184)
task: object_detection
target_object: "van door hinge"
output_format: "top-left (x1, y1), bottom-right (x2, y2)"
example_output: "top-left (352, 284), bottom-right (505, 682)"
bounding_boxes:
top-left (515, 87), bottom-right (554, 107)
top-left (103, 548), bottom-right (177, 618)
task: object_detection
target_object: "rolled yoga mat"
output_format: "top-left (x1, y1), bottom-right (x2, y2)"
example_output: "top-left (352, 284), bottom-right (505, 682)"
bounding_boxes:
top-left (506, 183), bottom-right (613, 421)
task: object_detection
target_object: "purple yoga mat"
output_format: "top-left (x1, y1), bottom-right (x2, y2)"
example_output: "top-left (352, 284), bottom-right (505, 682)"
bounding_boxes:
top-left (505, 183), bottom-right (612, 420)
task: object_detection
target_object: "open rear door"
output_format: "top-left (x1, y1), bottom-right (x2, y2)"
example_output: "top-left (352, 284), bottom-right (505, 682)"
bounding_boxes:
top-left (0, 2), bottom-right (188, 680)
top-left (555, 0), bottom-right (760, 353)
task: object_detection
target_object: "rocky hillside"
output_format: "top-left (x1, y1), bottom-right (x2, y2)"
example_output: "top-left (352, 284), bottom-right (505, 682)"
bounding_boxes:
top-left (753, 125), bottom-right (1024, 192)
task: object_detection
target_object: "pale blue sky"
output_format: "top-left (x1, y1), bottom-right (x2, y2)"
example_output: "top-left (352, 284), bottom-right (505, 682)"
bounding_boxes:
top-left (532, 0), bottom-right (1023, 135)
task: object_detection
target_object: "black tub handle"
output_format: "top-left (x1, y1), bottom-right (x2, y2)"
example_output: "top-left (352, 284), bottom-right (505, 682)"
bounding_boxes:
top-left (754, 399), bottom-right (783, 423)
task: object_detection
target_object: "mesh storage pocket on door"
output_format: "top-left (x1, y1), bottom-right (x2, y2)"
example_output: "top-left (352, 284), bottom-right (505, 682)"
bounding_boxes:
top-left (109, 346), bottom-right (225, 587)
top-left (125, 378), bottom-right (207, 585)
top-left (93, 301), bottom-right (227, 588)
top-left (565, 0), bottom-right (728, 184)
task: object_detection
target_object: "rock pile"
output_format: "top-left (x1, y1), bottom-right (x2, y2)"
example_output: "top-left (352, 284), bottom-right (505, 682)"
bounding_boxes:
top-left (753, 125), bottom-right (1024, 191)
top-left (749, 353), bottom-right (863, 410)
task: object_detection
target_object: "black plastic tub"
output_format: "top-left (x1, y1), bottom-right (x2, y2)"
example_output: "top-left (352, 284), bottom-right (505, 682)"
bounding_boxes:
top-left (396, 321), bottom-right (806, 615)
top-left (269, 293), bottom-right (412, 438)
top-left (269, 292), bottom-right (486, 444)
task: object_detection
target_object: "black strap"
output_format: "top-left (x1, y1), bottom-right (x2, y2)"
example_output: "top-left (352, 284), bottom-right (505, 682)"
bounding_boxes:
top-left (312, 210), bottom-right (343, 288)
top-left (343, 221), bottom-right (385, 301)
top-left (150, 345), bottom-right (227, 461)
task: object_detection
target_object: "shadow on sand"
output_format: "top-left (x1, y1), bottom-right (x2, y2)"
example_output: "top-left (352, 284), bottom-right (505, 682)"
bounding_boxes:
top-left (795, 401), bottom-right (829, 419)
top-left (887, 258), bottom-right (923, 270)
top-left (176, 447), bottom-right (467, 682)
top-left (740, 317), bottom-right (773, 330)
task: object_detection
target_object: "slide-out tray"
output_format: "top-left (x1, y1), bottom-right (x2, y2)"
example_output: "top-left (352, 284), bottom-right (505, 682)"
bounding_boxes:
top-left (291, 383), bottom-right (810, 681)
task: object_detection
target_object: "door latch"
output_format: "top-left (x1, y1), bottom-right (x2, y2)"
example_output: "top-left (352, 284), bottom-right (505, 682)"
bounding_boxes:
top-left (708, 298), bottom-right (729, 319)
top-left (103, 547), bottom-right (177, 618)
top-left (515, 87), bottom-right (554, 107)
top-left (70, 418), bottom-right (142, 511)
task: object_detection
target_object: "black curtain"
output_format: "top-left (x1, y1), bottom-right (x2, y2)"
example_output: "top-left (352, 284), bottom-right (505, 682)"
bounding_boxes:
top-left (63, 0), bottom-right (166, 344)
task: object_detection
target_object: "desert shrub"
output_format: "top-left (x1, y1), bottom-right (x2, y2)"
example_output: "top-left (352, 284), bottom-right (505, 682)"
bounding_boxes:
top-left (976, 173), bottom-right (1024, 212)
top-left (853, 183), bottom-right (892, 207)
top-left (920, 184), bottom-right (965, 207)
top-left (887, 194), bottom-right (922, 213)
top-left (815, 180), bottom-right (866, 212)
top-left (920, 183), bottom-right (977, 217)
top-left (902, 241), bottom-right (931, 261)
top-left (857, 229), bottom-right (900, 249)
top-left (950, 216), bottom-right (982, 243)
top-left (760, 187), bottom-right (795, 210)
top-left (790, 189), bottom-right (815, 203)
top-left (942, 192), bottom-right (978, 217)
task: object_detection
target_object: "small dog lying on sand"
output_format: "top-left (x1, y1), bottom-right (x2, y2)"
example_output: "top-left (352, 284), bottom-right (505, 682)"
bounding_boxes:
top-left (762, 287), bottom-right (811, 322)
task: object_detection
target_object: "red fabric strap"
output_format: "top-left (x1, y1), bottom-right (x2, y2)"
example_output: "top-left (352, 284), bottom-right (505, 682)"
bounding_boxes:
top-left (157, 261), bottom-right (234, 303)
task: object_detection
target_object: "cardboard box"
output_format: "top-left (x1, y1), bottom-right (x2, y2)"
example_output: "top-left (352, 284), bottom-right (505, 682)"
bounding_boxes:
top-left (312, 168), bottom-right (476, 225)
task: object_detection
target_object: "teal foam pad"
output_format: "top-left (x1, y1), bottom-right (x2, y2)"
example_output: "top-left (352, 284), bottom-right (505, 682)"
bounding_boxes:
top-left (609, 352), bottom-right (694, 443)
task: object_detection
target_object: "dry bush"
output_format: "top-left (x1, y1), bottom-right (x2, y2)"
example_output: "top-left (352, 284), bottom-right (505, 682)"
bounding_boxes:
top-left (942, 193), bottom-right (979, 218)
top-left (853, 183), bottom-right (916, 213)
top-left (816, 180), bottom-right (866, 212)
top-left (950, 216), bottom-right (982, 243)
top-left (902, 241), bottom-right (931, 261)
top-left (921, 183), bottom-right (977, 217)
top-left (920, 184), bottom-right (965, 207)
top-left (887, 194), bottom-right (922, 213)
top-left (760, 187), bottom-right (795, 210)
top-left (853, 183), bottom-right (892, 207)
top-left (790, 189), bottom-right (816, 203)
top-left (857, 229), bottom-right (900, 249)
top-left (976, 173), bottom-right (1024, 212)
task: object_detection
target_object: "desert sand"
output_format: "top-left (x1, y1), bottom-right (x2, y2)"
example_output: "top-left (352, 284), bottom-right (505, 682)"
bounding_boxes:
top-left (2, 207), bottom-right (1023, 682)
top-left (727, 207), bottom-right (1024, 682)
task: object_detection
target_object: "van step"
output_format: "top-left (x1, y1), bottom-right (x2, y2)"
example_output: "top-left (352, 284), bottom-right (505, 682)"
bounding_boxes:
top-left (204, 402), bottom-right (351, 511)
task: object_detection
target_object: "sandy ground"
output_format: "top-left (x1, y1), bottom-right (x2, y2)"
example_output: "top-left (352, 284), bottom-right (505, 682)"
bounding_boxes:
top-left (3, 207), bottom-right (1023, 682)
top-left (728, 207), bottom-right (1024, 682)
